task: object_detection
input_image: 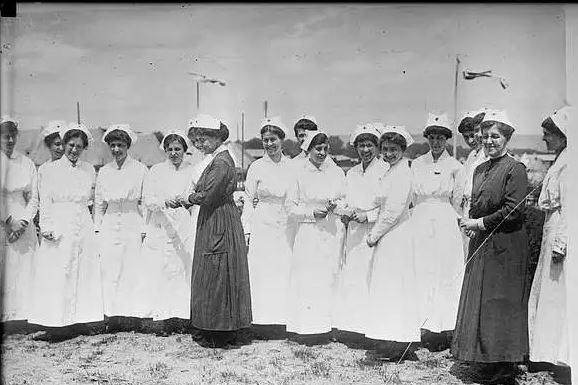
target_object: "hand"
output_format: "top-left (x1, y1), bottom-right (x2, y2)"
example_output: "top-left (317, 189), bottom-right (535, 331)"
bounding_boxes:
top-left (552, 250), bottom-right (565, 264)
top-left (465, 229), bottom-right (476, 238)
top-left (340, 215), bottom-right (352, 226)
top-left (252, 197), bottom-right (259, 208)
top-left (7, 231), bottom-right (21, 243)
top-left (244, 233), bottom-right (251, 246)
top-left (141, 233), bottom-right (146, 242)
top-left (366, 236), bottom-right (378, 248)
top-left (10, 219), bottom-right (28, 234)
top-left (460, 218), bottom-right (479, 231)
top-left (352, 211), bottom-right (368, 223)
top-left (165, 198), bottom-right (181, 209)
top-left (41, 231), bottom-right (55, 241)
top-left (326, 200), bottom-right (337, 213)
top-left (313, 208), bottom-right (329, 219)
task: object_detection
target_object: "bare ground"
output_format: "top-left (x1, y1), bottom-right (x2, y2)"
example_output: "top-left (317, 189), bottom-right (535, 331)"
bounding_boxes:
top-left (1, 330), bottom-right (568, 385)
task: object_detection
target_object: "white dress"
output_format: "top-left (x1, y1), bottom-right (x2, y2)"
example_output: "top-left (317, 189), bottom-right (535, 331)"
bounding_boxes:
top-left (241, 154), bottom-right (293, 325)
top-left (333, 157), bottom-right (389, 334)
top-left (457, 147), bottom-right (488, 259)
top-left (1, 151), bottom-right (38, 321)
top-left (410, 150), bottom-right (464, 333)
top-left (93, 156), bottom-right (148, 317)
top-left (141, 159), bottom-right (196, 320)
top-left (365, 159), bottom-right (421, 342)
top-left (28, 156), bottom-right (104, 327)
top-left (286, 158), bottom-right (346, 335)
top-left (529, 148), bottom-right (569, 365)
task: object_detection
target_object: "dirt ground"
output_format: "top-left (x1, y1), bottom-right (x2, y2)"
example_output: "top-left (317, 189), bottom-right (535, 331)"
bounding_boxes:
top-left (1, 328), bottom-right (568, 385)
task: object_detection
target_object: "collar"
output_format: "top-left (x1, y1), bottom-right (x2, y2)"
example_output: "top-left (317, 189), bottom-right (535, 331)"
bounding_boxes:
top-left (6, 150), bottom-right (19, 160)
top-left (263, 152), bottom-right (289, 164)
top-left (210, 143), bottom-right (229, 158)
top-left (428, 149), bottom-right (450, 163)
top-left (304, 156), bottom-right (331, 172)
top-left (488, 147), bottom-right (509, 160)
top-left (114, 155), bottom-right (133, 170)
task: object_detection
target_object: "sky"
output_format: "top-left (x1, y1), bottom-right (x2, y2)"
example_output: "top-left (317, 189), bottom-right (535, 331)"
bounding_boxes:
top-left (0, 3), bottom-right (567, 141)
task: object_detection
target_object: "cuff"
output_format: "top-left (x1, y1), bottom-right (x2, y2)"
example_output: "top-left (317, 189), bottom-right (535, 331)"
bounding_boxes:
top-left (552, 242), bottom-right (567, 256)
top-left (476, 218), bottom-right (486, 231)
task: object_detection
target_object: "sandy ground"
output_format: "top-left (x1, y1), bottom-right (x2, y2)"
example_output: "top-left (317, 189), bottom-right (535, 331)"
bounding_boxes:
top-left (1, 329), bottom-right (569, 385)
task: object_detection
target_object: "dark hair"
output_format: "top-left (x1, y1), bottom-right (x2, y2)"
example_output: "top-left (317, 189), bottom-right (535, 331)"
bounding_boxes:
top-left (353, 132), bottom-right (378, 148)
top-left (541, 116), bottom-right (566, 138)
top-left (162, 134), bottom-right (188, 152)
top-left (260, 125), bottom-right (286, 140)
top-left (379, 132), bottom-right (407, 152)
top-left (197, 122), bottom-right (229, 142)
top-left (63, 129), bottom-right (89, 148)
top-left (424, 126), bottom-right (452, 139)
top-left (0, 121), bottom-right (18, 136)
top-left (43, 132), bottom-right (61, 148)
top-left (457, 117), bottom-right (474, 134)
top-left (104, 129), bottom-right (132, 148)
top-left (307, 132), bottom-right (328, 152)
top-left (473, 112), bottom-right (486, 126)
top-left (293, 118), bottom-right (317, 137)
top-left (481, 121), bottom-right (515, 141)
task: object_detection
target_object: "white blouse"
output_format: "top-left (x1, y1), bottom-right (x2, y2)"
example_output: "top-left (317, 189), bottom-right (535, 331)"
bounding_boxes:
top-left (142, 159), bottom-right (196, 213)
top-left (538, 148), bottom-right (567, 255)
top-left (1, 151), bottom-right (38, 224)
top-left (411, 150), bottom-right (464, 212)
top-left (343, 157), bottom-right (390, 222)
top-left (93, 156), bottom-right (148, 232)
top-left (241, 154), bottom-right (292, 234)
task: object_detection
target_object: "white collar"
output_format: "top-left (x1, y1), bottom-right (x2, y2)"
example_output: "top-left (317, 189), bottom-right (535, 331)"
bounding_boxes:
top-left (210, 143), bottom-right (229, 158)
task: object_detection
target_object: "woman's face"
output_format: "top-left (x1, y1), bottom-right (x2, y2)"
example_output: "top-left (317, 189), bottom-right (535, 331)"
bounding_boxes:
top-left (188, 128), bottom-right (204, 151)
top-left (108, 139), bottom-right (128, 164)
top-left (0, 130), bottom-right (17, 157)
top-left (427, 133), bottom-right (447, 157)
top-left (482, 124), bottom-right (508, 158)
top-left (473, 123), bottom-right (483, 148)
top-left (381, 140), bottom-right (404, 166)
top-left (356, 139), bottom-right (377, 164)
top-left (165, 139), bottom-right (184, 167)
top-left (542, 127), bottom-right (566, 153)
top-left (48, 136), bottom-right (64, 161)
top-left (462, 130), bottom-right (477, 150)
top-left (64, 136), bottom-right (85, 163)
top-left (196, 133), bottom-right (221, 155)
top-left (262, 131), bottom-right (283, 158)
top-left (295, 128), bottom-right (308, 146)
top-left (308, 142), bottom-right (329, 167)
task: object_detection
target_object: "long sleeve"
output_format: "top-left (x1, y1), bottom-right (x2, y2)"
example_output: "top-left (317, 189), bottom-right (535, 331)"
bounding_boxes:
top-left (38, 167), bottom-right (53, 232)
top-left (241, 163), bottom-right (257, 234)
top-left (367, 171), bottom-right (411, 244)
top-left (21, 161), bottom-right (38, 223)
top-left (93, 171), bottom-right (106, 232)
top-left (482, 162), bottom-right (528, 231)
top-left (553, 165), bottom-right (567, 255)
top-left (365, 206), bottom-right (381, 223)
top-left (450, 164), bottom-right (465, 216)
top-left (142, 168), bottom-right (165, 212)
top-left (286, 177), bottom-right (316, 223)
top-left (190, 158), bottom-right (230, 207)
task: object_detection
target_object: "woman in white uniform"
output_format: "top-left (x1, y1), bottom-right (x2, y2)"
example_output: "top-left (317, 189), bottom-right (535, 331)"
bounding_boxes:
top-left (410, 113), bottom-right (464, 349)
top-left (140, 130), bottom-right (196, 333)
top-left (94, 125), bottom-right (149, 329)
top-left (28, 123), bottom-right (104, 339)
top-left (286, 130), bottom-right (346, 341)
top-left (0, 117), bottom-right (38, 326)
top-left (333, 123), bottom-right (389, 336)
top-left (528, 107), bottom-right (570, 368)
top-left (241, 117), bottom-right (293, 337)
top-left (365, 125), bottom-right (421, 360)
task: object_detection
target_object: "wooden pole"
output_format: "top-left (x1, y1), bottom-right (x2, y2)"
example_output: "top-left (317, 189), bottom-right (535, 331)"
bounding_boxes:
top-left (264, 100), bottom-right (268, 118)
top-left (196, 82), bottom-right (200, 110)
top-left (453, 55), bottom-right (460, 159)
top-left (241, 112), bottom-right (245, 171)
top-left (76, 101), bottom-right (81, 124)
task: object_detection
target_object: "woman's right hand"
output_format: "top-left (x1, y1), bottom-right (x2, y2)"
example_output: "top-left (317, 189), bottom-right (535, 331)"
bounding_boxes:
top-left (313, 208), bottom-right (329, 219)
top-left (41, 231), bottom-right (55, 241)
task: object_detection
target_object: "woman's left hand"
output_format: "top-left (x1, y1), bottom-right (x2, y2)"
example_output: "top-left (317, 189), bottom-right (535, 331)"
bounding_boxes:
top-left (552, 250), bottom-right (566, 264)
top-left (352, 211), bottom-right (368, 223)
top-left (460, 218), bottom-right (479, 231)
top-left (165, 198), bottom-right (181, 209)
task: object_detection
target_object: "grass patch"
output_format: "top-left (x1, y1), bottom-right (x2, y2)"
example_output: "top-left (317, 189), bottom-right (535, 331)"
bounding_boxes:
top-left (292, 346), bottom-right (319, 361)
top-left (147, 361), bottom-right (170, 380)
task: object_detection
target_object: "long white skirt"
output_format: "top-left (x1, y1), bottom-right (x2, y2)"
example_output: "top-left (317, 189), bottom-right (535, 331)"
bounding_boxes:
top-left (333, 221), bottom-right (373, 334)
top-left (98, 202), bottom-right (145, 317)
top-left (365, 214), bottom-right (421, 342)
top-left (286, 214), bottom-right (344, 335)
top-left (411, 201), bottom-right (464, 333)
top-left (247, 202), bottom-right (292, 325)
top-left (528, 209), bottom-right (569, 365)
top-left (142, 207), bottom-right (193, 321)
top-left (1, 220), bottom-right (37, 322)
top-left (28, 204), bottom-right (104, 327)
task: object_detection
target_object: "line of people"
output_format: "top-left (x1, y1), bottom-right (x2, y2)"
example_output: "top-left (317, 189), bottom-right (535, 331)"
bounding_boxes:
top-left (0, 105), bottom-right (570, 384)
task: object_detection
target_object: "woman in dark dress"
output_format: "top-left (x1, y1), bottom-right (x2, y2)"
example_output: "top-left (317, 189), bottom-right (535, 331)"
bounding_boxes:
top-left (185, 115), bottom-right (252, 347)
top-left (453, 110), bottom-right (530, 384)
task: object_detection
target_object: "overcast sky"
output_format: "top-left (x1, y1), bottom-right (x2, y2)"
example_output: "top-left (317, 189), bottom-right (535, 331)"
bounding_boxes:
top-left (0, 3), bottom-right (567, 139)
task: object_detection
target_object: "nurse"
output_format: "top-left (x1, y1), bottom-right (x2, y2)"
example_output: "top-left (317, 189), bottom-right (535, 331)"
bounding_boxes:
top-left (333, 123), bottom-right (389, 336)
top-left (528, 107), bottom-right (569, 367)
top-left (410, 112), bottom-right (464, 347)
top-left (241, 117), bottom-right (293, 336)
top-left (94, 124), bottom-right (148, 327)
top-left (0, 117), bottom-right (38, 324)
top-left (28, 123), bottom-right (104, 339)
top-left (285, 130), bottom-right (346, 341)
top-left (365, 125), bottom-right (421, 360)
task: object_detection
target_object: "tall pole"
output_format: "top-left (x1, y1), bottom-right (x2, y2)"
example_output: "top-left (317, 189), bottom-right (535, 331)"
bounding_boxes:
top-left (196, 82), bottom-right (200, 110)
top-left (241, 112), bottom-right (245, 171)
top-left (76, 101), bottom-right (80, 124)
top-left (453, 55), bottom-right (460, 159)
top-left (264, 100), bottom-right (268, 118)
top-left (236, 122), bottom-right (240, 143)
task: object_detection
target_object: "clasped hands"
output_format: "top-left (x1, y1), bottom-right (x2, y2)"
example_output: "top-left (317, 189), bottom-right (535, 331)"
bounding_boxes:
top-left (3, 217), bottom-right (28, 243)
top-left (459, 218), bottom-right (482, 238)
top-left (165, 195), bottom-right (189, 209)
top-left (313, 200), bottom-right (338, 220)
